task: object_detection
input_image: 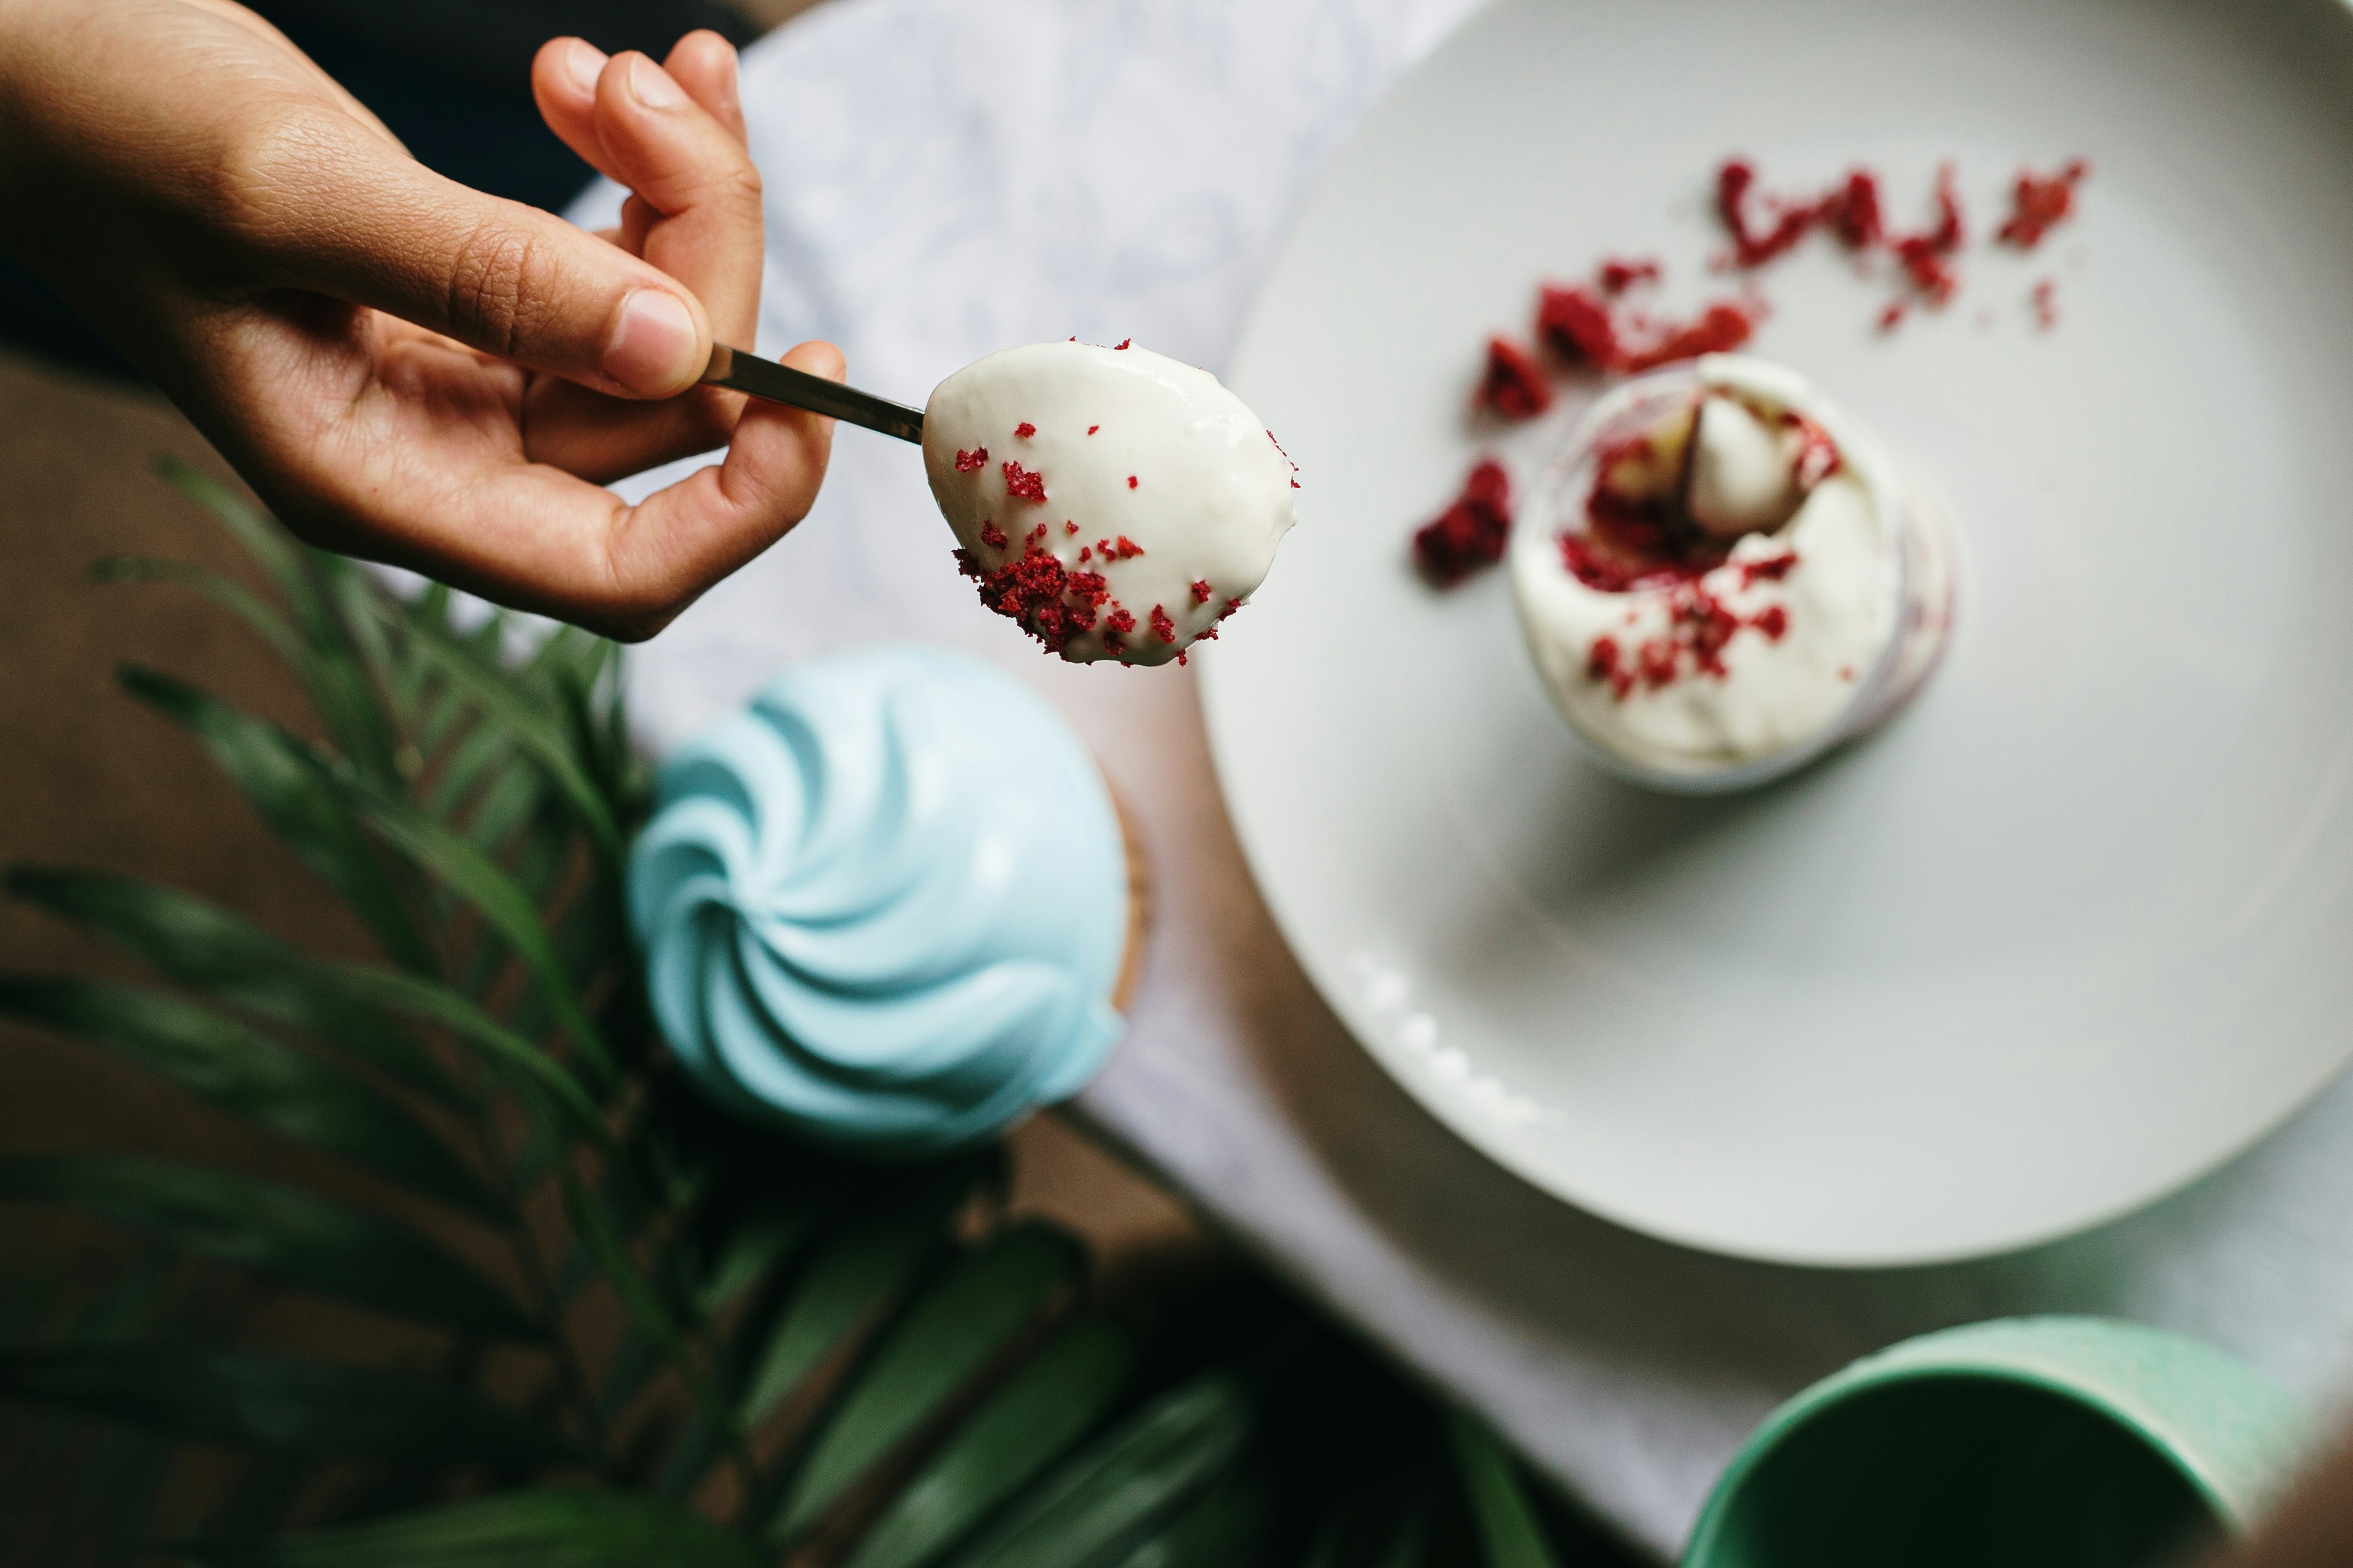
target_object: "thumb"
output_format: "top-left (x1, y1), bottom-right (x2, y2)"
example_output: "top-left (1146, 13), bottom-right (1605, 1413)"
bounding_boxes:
top-left (252, 115), bottom-right (712, 397)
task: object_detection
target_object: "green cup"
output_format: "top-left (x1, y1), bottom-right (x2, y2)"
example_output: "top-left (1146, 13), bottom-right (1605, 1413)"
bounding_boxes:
top-left (1682, 1317), bottom-right (2313, 1568)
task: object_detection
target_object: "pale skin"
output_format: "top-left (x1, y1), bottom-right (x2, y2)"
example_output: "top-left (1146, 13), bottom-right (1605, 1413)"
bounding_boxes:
top-left (0, 0), bottom-right (840, 639)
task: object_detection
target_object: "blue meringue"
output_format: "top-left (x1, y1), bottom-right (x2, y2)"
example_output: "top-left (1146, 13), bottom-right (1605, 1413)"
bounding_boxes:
top-left (628, 646), bottom-right (1132, 1154)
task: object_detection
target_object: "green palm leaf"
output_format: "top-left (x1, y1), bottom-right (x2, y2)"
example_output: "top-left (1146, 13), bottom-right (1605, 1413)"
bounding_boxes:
top-left (0, 976), bottom-right (503, 1223)
top-left (385, 610), bottom-right (621, 862)
top-left (736, 1202), bottom-right (951, 1429)
top-left (183, 1490), bottom-right (762, 1568)
top-left (116, 666), bottom-right (434, 975)
top-left (326, 763), bottom-right (614, 1086)
top-left (0, 1345), bottom-right (576, 1466)
top-left (943, 1367), bottom-right (1256, 1568)
top-left (4, 867), bottom-right (464, 1107)
top-left (846, 1315), bottom-right (1139, 1568)
top-left (776, 1223), bottom-right (1086, 1538)
top-left (151, 458), bottom-right (401, 788)
top-left (3, 866), bottom-right (605, 1146)
top-left (1447, 1413), bottom-right (1560, 1568)
top-left (0, 1156), bottom-right (535, 1339)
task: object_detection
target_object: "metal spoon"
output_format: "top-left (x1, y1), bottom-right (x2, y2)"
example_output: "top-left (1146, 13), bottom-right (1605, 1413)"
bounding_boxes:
top-left (700, 343), bottom-right (924, 443)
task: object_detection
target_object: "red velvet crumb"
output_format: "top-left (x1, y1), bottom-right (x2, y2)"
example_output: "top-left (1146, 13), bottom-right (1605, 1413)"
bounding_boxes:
top-left (1413, 459), bottom-right (1512, 586)
top-left (1066, 521), bottom-right (1079, 533)
top-left (1002, 461), bottom-right (1048, 503)
top-left (1718, 161), bottom-right (1885, 266)
top-left (979, 521), bottom-right (1008, 550)
top-left (1477, 336), bottom-right (1553, 419)
top-left (1739, 551), bottom-right (1799, 587)
top-left (1191, 578), bottom-right (1212, 605)
top-left (1113, 339), bottom-right (1132, 350)
top-left (1998, 160), bottom-right (2089, 249)
top-left (1126, 475), bottom-right (1139, 489)
top-left (1015, 421), bottom-right (1036, 438)
top-left (1150, 605), bottom-right (1177, 643)
top-left (1111, 536), bottom-right (1144, 559)
top-left (2032, 277), bottom-right (2058, 329)
top-left (1599, 257), bottom-right (1663, 295)
top-left (1537, 284), bottom-right (1621, 367)
top-left (1106, 605), bottom-right (1136, 634)
top-left (954, 539), bottom-right (1112, 659)
top-left (1620, 302), bottom-right (1755, 373)
top-left (1889, 166), bottom-right (1965, 305)
top-left (955, 447), bottom-right (988, 473)
top-left (1088, 425), bottom-right (1100, 435)
top-left (1753, 604), bottom-right (1789, 640)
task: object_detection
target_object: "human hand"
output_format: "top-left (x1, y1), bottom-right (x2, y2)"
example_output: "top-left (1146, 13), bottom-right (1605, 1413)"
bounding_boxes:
top-left (0, 0), bottom-right (835, 639)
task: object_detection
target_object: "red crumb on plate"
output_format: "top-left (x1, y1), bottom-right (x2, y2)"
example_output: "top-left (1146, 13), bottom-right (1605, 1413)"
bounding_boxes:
top-left (2032, 277), bottom-right (2059, 329)
top-left (1999, 160), bottom-right (2090, 249)
top-left (1413, 459), bottom-right (1513, 585)
top-left (1476, 336), bottom-right (1554, 418)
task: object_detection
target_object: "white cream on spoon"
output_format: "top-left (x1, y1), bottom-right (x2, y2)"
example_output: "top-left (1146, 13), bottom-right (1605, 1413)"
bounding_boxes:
top-left (922, 341), bottom-right (1298, 665)
top-left (701, 336), bottom-right (1299, 666)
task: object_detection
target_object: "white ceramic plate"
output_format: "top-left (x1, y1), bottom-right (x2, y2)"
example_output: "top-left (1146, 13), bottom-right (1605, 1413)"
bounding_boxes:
top-left (1201, 0), bottom-right (2353, 1265)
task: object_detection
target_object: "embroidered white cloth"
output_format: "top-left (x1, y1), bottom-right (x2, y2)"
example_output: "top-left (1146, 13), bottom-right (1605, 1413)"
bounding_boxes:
top-left (576, 1), bottom-right (2353, 1554)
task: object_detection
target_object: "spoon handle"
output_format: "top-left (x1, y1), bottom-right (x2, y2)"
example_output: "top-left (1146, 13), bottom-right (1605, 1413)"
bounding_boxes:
top-left (700, 344), bottom-right (925, 444)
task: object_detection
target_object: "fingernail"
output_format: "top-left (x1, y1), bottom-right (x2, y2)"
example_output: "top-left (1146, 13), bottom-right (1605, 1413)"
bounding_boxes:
top-left (561, 38), bottom-right (605, 98)
top-left (604, 289), bottom-right (699, 393)
top-left (626, 54), bottom-right (685, 108)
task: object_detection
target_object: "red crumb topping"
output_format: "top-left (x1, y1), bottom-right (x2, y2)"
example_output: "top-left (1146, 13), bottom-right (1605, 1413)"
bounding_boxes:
top-left (1538, 278), bottom-right (1754, 375)
top-left (1088, 425), bottom-right (1100, 435)
top-left (1108, 536), bottom-right (1144, 559)
top-left (1112, 339), bottom-right (1132, 350)
top-left (1599, 257), bottom-right (1663, 294)
top-left (955, 540), bottom-right (1112, 659)
top-left (2032, 277), bottom-right (2058, 329)
top-left (1581, 581), bottom-right (1795, 700)
top-left (1879, 299), bottom-right (1909, 331)
top-left (979, 522), bottom-right (1008, 550)
top-left (1587, 635), bottom-right (1629, 698)
top-left (1477, 336), bottom-right (1554, 419)
top-left (1126, 475), bottom-right (1139, 489)
top-left (1078, 547), bottom-right (1092, 562)
top-left (1150, 605), bottom-right (1178, 643)
top-left (1413, 459), bottom-right (1513, 585)
top-left (955, 447), bottom-right (988, 473)
top-left (1176, 651), bottom-right (1188, 666)
top-left (1619, 302), bottom-right (1756, 372)
top-left (1066, 521), bottom-right (1080, 533)
top-left (1015, 421), bottom-right (1036, 438)
top-left (1739, 551), bottom-right (1800, 587)
top-left (1192, 578), bottom-right (1213, 604)
top-left (1219, 597), bottom-right (1242, 620)
top-left (1888, 166), bottom-right (1965, 305)
top-left (1002, 461), bottom-right (1048, 503)
top-left (1717, 162), bottom-right (1884, 266)
top-left (1999, 160), bottom-right (2089, 249)
top-left (1538, 283), bottom-right (1621, 367)
top-left (1106, 605), bottom-right (1136, 634)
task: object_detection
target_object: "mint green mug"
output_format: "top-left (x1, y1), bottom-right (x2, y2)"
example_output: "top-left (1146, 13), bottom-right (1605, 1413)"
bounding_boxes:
top-left (1682, 1317), bottom-right (2312, 1568)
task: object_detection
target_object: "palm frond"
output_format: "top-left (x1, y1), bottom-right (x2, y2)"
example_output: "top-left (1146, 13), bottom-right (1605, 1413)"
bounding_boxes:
top-left (0, 467), bottom-right (1635, 1568)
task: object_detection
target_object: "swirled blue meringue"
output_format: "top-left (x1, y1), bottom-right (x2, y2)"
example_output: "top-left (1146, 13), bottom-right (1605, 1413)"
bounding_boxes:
top-left (628, 646), bottom-right (1131, 1154)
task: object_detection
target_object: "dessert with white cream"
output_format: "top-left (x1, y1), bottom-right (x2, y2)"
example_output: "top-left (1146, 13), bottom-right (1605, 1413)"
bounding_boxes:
top-left (1510, 354), bottom-right (1951, 788)
top-left (924, 340), bottom-right (1298, 666)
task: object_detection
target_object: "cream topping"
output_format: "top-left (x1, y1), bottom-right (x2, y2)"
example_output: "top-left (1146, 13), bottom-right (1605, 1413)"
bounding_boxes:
top-left (923, 341), bottom-right (1297, 665)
